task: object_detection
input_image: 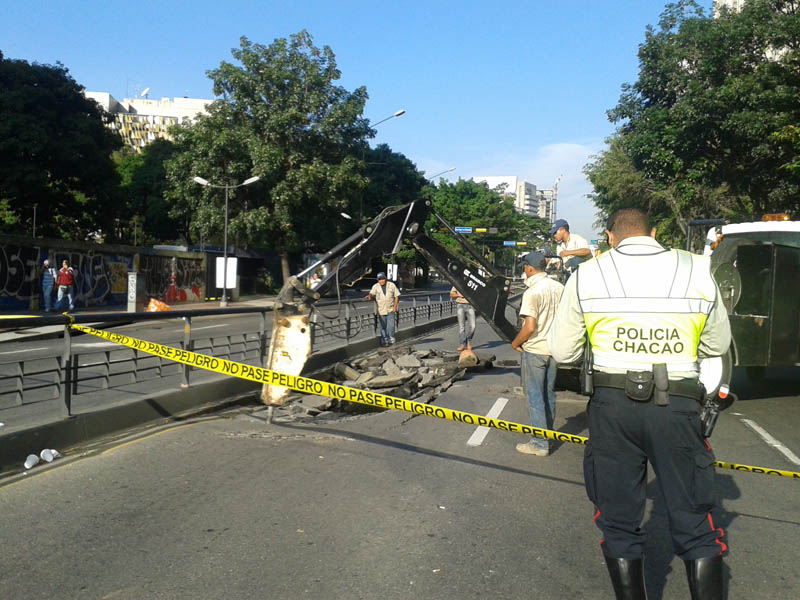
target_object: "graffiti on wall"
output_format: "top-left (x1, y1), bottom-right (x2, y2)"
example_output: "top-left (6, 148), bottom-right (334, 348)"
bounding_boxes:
top-left (139, 255), bottom-right (204, 303)
top-left (0, 240), bottom-right (205, 311)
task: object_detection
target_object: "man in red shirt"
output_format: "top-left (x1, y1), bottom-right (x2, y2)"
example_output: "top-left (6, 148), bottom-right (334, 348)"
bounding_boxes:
top-left (55, 259), bottom-right (76, 311)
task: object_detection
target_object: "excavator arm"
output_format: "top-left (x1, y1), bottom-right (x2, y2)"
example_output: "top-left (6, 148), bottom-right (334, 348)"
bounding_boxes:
top-left (262, 199), bottom-right (519, 405)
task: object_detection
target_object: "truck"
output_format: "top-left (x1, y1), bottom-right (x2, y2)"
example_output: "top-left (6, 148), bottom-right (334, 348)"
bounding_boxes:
top-left (694, 215), bottom-right (800, 374)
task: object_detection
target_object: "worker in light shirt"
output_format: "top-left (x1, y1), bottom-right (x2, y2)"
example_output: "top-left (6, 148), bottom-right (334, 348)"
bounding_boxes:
top-left (550, 219), bottom-right (591, 272)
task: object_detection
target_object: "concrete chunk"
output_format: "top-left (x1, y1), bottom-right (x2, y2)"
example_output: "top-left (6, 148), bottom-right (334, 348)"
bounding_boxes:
top-left (382, 359), bottom-right (402, 376)
top-left (335, 362), bottom-right (361, 381)
top-left (395, 354), bottom-right (422, 368)
top-left (365, 373), bottom-right (415, 388)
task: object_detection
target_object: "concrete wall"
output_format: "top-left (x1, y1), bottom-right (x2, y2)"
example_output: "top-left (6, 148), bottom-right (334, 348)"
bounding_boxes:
top-left (0, 235), bottom-right (206, 311)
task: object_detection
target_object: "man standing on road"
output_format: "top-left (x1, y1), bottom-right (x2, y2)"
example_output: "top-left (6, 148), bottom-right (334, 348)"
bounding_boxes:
top-left (550, 219), bottom-right (591, 272)
top-left (41, 259), bottom-right (57, 312)
top-left (55, 259), bottom-right (76, 311)
top-left (365, 272), bottom-right (400, 346)
top-left (450, 286), bottom-right (476, 351)
top-left (510, 251), bottom-right (564, 457)
top-left (548, 208), bottom-right (731, 599)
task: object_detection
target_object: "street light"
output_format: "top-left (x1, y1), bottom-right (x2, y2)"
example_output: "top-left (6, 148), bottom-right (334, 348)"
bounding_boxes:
top-left (192, 174), bottom-right (261, 307)
top-left (360, 109), bottom-right (407, 221)
top-left (426, 167), bottom-right (456, 180)
top-left (371, 109), bottom-right (405, 127)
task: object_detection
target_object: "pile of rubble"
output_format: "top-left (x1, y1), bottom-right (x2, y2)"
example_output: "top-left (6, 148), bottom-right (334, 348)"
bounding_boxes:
top-left (287, 345), bottom-right (495, 418)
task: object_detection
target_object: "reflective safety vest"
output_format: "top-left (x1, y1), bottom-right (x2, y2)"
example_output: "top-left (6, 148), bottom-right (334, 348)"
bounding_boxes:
top-left (577, 248), bottom-right (717, 374)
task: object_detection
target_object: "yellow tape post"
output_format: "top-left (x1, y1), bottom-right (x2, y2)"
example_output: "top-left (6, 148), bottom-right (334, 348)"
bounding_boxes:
top-left (70, 324), bottom-right (800, 480)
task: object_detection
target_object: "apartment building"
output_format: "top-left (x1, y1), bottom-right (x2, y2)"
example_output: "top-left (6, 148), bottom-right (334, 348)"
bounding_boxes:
top-left (85, 92), bottom-right (212, 152)
top-left (472, 176), bottom-right (555, 222)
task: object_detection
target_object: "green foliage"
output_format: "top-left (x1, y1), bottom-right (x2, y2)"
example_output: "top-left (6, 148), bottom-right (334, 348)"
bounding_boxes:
top-left (358, 144), bottom-right (427, 224)
top-left (0, 51), bottom-right (121, 238)
top-left (114, 140), bottom-right (180, 244)
top-left (165, 32), bottom-right (372, 279)
top-left (592, 0), bottom-right (800, 243)
top-left (424, 179), bottom-right (550, 270)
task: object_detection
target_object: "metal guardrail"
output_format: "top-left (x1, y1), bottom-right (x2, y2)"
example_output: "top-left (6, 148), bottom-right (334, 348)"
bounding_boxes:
top-left (0, 292), bottom-right (456, 421)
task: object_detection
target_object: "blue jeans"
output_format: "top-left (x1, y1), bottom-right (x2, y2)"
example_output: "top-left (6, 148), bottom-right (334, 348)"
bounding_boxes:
top-left (55, 285), bottom-right (75, 311)
top-left (42, 284), bottom-right (54, 311)
top-left (456, 304), bottom-right (476, 346)
top-left (378, 312), bottom-right (395, 345)
top-left (521, 352), bottom-right (558, 450)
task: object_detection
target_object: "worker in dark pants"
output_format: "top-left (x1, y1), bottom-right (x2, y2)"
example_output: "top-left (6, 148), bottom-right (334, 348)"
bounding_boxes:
top-left (548, 208), bottom-right (731, 599)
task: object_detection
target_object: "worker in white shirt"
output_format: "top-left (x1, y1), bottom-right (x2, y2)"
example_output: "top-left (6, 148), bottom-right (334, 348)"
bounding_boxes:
top-left (550, 219), bottom-right (591, 272)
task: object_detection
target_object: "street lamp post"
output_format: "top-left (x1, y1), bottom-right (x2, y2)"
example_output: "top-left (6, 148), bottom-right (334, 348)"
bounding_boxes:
top-left (426, 167), bottom-right (456, 180)
top-left (192, 175), bottom-right (260, 307)
top-left (361, 109), bottom-right (406, 221)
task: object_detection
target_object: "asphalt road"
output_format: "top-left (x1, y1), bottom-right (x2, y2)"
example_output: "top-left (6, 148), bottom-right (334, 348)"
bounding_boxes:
top-left (1, 324), bottom-right (798, 599)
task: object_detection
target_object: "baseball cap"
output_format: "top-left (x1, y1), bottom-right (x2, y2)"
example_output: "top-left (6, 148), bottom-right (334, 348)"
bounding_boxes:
top-left (376, 272), bottom-right (387, 279)
top-left (43, 259), bottom-right (49, 265)
top-left (549, 219), bottom-right (568, 236)
top-left (521, 251), bottom-right (547, 270)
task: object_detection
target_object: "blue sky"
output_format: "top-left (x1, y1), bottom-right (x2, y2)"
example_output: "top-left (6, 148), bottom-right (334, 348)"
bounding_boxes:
top-left (1, 0), bottom-right (714, 239)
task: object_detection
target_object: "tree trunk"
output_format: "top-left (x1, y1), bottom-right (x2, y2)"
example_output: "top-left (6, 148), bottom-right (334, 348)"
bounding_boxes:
top-left (280, 251), bottom-right (292, 283)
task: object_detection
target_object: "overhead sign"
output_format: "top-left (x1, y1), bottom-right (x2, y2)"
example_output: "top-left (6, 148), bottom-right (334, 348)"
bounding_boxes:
top-left (475, 227), bottom-right (487, 233)
top-left (503, 241), bottom-right (516, 247)
top-left (516, 241), bottom-right (527, 246)
top-left (454, 226), bottom-right (473, 234)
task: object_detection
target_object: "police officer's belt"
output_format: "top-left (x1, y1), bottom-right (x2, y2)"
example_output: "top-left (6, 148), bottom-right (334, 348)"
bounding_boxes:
top-left (593, 372), bottom-right (703, 401)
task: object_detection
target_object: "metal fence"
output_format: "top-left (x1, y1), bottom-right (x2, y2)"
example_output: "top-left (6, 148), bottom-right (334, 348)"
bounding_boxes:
top-left (0, 292), bottom-right (455, 422)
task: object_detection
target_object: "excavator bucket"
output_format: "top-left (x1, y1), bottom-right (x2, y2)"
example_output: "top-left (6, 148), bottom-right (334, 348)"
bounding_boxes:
top-left (261, 314), bottom-right (312, 406)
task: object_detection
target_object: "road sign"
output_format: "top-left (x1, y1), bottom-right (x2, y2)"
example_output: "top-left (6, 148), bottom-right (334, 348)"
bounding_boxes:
top-left (489, 227), bottom-right (498, 234)
top-left (516, 241), bottom-right (527, 246)
top-left (454, 226), bottom-right (473, 234)
top-left (503, 241), bottom-right (516, 247)
top-left (475, 227), bottom-right (487, 233)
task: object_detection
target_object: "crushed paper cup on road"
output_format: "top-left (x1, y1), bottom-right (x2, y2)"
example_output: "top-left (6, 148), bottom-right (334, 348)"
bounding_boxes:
top-left (40, 449), bottom-right (60, 462)
top-left (24, 454), bottom-right (40, 469)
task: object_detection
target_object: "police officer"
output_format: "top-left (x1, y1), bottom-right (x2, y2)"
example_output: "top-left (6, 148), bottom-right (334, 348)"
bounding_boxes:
top-left (548, 208), bottom-right (731, 599)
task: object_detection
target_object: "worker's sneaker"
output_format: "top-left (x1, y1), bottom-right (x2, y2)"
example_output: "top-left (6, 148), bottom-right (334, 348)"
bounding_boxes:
top-left (516, 442), bottom-right (549, 456)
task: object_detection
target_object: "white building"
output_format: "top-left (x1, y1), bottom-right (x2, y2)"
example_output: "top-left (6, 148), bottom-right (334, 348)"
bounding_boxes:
top-left (472, 176), bottom-right (554, 222)
top-left (85, 92), bottom-right (212, 152)
top-left (713, 0), bottom-right (746, 16)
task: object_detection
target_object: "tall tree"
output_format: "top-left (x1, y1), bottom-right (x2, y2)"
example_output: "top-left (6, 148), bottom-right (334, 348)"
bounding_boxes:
top-left (596, 0), bottom-right (800, 242)
top-left (165, 32), bottom-right (372, 280)
top-left (0, 51), bottom-right (121, 238)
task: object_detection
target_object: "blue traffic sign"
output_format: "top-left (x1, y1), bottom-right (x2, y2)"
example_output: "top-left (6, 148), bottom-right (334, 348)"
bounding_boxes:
top-left (503, 241), bottom-right (516, 246)
top-left (454, 226), bottom-right (473, 234)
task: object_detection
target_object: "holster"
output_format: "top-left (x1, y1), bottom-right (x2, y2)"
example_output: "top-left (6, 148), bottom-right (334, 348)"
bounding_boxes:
top-left (653, 363), bottom-right (670, 406)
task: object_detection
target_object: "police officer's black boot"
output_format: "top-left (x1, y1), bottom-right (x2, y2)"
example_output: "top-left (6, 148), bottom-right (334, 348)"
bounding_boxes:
top-left (684, 555), bottom-right (723, 600)
top-left (604, 556), bottom-right (647, 600)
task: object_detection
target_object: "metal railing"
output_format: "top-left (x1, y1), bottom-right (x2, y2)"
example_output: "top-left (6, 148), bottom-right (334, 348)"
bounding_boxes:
top-left (0, 292), bottom-right (456, 422)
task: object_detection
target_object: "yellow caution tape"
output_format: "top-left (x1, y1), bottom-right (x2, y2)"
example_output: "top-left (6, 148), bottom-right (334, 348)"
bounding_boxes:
top-left (70, 324), bottom-right (800, 480)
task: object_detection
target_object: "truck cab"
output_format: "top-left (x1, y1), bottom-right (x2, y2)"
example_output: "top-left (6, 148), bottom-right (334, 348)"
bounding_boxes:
top-left (704, 216), bottom-right (800, 368)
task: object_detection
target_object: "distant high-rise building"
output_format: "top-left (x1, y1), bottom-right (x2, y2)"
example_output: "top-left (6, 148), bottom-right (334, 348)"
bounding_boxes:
top-left (714, 0), bottom-right (745, 18)
top-left (85, 92), bottom-right (212, 152)
top-left (472, 176), bottom-right (555, 222)
top-left (713, 0), bottom-right (746, 16)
